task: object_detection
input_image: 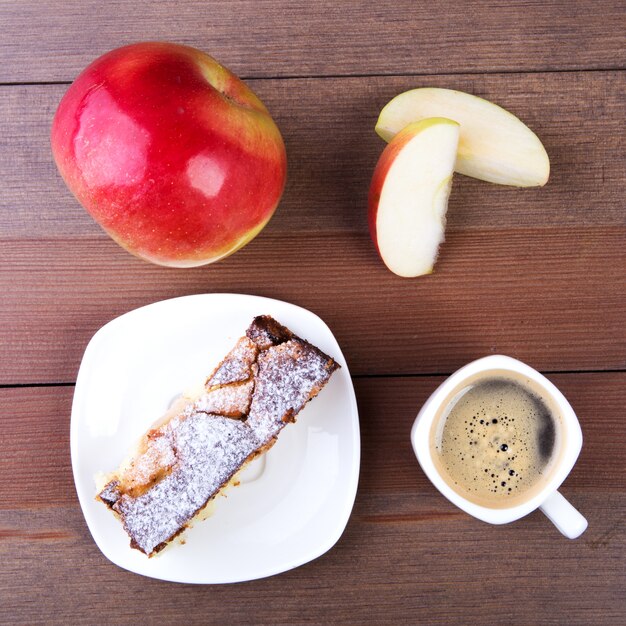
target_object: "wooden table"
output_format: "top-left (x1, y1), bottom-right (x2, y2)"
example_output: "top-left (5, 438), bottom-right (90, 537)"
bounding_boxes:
top-left (1, 1), bottom-right (624, 623)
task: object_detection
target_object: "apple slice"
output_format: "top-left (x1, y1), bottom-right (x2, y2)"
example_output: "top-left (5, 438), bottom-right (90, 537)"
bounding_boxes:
top-left (369, 117), bottom-right (460, 278)
top-left (375, 88), bottom-right (549, 187)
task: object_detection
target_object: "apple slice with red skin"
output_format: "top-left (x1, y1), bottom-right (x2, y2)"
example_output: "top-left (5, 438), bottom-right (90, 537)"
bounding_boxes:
top-left (369, 118), bottom-right (460, 278)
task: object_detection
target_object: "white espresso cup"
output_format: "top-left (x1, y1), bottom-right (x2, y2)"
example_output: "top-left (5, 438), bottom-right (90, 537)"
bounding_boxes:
top-left (411, 355), bottom-right (587, 538)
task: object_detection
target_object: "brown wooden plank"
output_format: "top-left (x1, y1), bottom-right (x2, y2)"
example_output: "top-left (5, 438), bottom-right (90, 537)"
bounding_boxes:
top-left (0, 495), bottom-right (623, 625)
top-left (1, 71), bottom-right (625, 240)
top-left (0, 225), bottom-right (624, 384)
top-left (0, 1), bottom-right (625, 83)
top-left (1, 375), bottom-right (622, 509)
top-left (1, 375), bottom-right (623, 624)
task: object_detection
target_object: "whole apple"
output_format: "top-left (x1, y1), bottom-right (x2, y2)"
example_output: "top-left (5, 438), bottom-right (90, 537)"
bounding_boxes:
top-left (51, 42), bottom-right (287, 267)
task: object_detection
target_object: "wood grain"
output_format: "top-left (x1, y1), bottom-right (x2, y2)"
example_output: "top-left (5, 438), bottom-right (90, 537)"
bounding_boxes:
top-left (0, 1), bottom-right (625, 83)
top-left (1, 375), bottom-right (623, 624)
top-left (1, 71), bottom-right (624, 239)
top-left (1, 375), bottom-right (622, 509)
top-left (1, 495), bottom-right (623, 625)
top-left (1, 226), bottom-right (624, 384)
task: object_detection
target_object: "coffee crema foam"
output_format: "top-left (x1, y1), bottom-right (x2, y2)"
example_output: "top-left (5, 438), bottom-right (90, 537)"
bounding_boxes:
top-left (432, 375), bottom-right (560, 508)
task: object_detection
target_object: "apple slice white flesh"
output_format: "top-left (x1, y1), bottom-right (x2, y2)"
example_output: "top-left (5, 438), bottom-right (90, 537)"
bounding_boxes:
top-left (375, 88), bottom-right (549, 187)
top-left (369, 117), bottom-right (460, 278)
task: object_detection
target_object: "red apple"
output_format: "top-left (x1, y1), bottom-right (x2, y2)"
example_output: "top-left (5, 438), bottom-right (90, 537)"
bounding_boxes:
top-left (51, 42), bottom-right (287, 267)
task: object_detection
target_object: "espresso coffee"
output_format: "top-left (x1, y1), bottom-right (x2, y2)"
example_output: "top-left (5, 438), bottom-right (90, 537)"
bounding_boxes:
top-left (431, 373), bottom-right (561, 508)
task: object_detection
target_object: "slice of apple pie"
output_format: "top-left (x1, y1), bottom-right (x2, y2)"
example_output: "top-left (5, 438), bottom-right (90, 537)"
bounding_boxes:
top-left (97, 315), bottom-right (339, 556)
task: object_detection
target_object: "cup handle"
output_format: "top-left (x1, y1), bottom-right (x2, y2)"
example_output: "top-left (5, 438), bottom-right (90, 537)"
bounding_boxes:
top-left (539, 491), bottom-right (588, 539)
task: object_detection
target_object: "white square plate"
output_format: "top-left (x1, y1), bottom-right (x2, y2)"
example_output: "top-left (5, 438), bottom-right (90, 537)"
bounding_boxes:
top-left (71, 293), bottom-right (360, 583)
